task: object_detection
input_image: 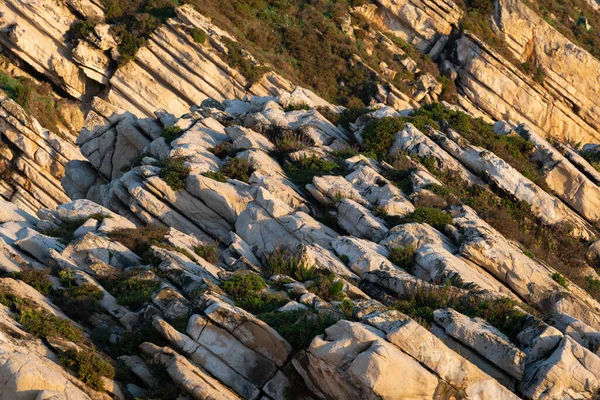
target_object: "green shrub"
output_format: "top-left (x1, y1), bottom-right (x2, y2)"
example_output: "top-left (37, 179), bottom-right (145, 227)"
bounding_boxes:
top-left (222, 37), bottom-right (270, 86)
top-left (338, 107), bottom-right (369, 130)
top-left (102, 276), bottom-right (161, 310)
top-left (0, 71), bottom-right (64, 134)
top-left (69, 20), bottom-right (96, 42)
top-left (208, 142), bottom-right (237, 158)
top-left (264, 247), bottom-right (316, 281)
top-left (284, 155), bottom-right (341, 186)
top-left (161, 126), bottom-right (184, 143)
top-left (585, 276), bottom-right (600, 297)
top-left (193, 244), bottom-right (218, 264)
top-left (221, 271), bottom-right (267, 298)
top-left (68, 283), bottom-right (104, 301)
top-left (13, 268), bottom-right (52, 294)
top-left (389, 246), bottom-right (416, 270)
top-left (361, 117), bottom-right (405, 156)
top-left (338, 254), bottom-right (350, 264)
top-left (551, 272), bottom-right (569, 289)
top-left (284, 103), bottom-right (311, 112)
top-left (220, 271), bottom-right (286, 313)
top-left (185, 26), bottom-right (207, 43)
top-left (201, 171), bottom-right (227, 182)
top-left (400, 207), bottom-right (453, 230)
top-left (259, 310), bottom-right (336, 350)
top-left (58, 349), bottom-right (115, 391)
top-left (58, 269), bottom-right (75, 287)
top-left (156, 157), bottom-right (191, 191)
top-left (108, 225), bottom-right (169, 262)
top-left (17, 307), bottom-right (84, 343)
top-left (339, 298), bottom-right (355, 319)
top-left (307, 271), bottom-right (345, 301)
top-left (392, 284), bottom-right (529, 341)
top-left (221, 157), bottom-right (254, 183)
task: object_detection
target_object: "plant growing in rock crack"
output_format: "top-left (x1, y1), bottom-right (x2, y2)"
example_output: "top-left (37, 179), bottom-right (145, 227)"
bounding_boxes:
top-left (263, 247), bottom-right (316, 281)
top-left (221, 157), bottom-right (254, 183)
top-left (307, 271), bottom-right (345, 301)
top-left (155, 157), bottom-right (191, 191)
top-left (551, 272), bottom-right (569, 289)
top-left (160, 126), bottom-right (184, 144)
top-left (193, 243), bottom-right (218, 264)
top-left (259, 310), bottom-right (336, 351)
top-left (388, 246), bottom-right (416, 271)
top-left (58, 348), bottom-right (115, 391)
top-left (283, 154), bottom-right (342, 186)
top-left (220, 271), bottom-right (287, 314)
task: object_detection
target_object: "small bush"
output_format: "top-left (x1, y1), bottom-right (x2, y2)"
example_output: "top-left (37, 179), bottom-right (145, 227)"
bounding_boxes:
top-left (221, 271), bottom-right (267, 298)
top-left (17, 307), bottom-right (84, 343)
top-left (201, 171), bottom-right (227, 182)
top-left (392, 284), bottom-right (529, 341)
top-left (264, 247), bottom-right (315, 281)
top-left (389, 246), bottom-right (416, 270)
top-left (400, 207), bottom-right (453, 230)
top-left (585, 276), bottom-right (600, 297)
top-left (208, 142), bottom-right (237, 158)
top-left (0, 71), bottom-right (64, 133)
top-left (193, 244), bottom-right (218, 264)
top-left (338, 107), bottom-right (369, 130)
top-left (307, 271), bottom-right (345, 301)
top-left (185, 26), bottom-right (207, 43)
top-left (108, 225), bottom-right (169, 262)
top-left (361, 117), bottom-right (405, 156)
top-left (59, 269), bottom-right (75, 287)
top-left (40, 219), bottom-right (86, 241)
top-left (59, 349), bottom-right (115, 391)
top-left (68, 283), bottom-right (104, 301)
top-left (156, 157), bottom-right (191, 191)
top-left (338, 254), bottom-right (350, 264)
top-left (221, 271), bottom-right (286, 313)
top-left (160, 126), bottom-right (184, 143)
top-left (339, 298), bottom-right (355, 319)
top-left (259, 310), bottom-right (336, 350)
top-left (284, 155), bottom-right (341, 186)
top-left (222, 37), bottom-right (270, 86)
top-left (551, 272), bottom-right (569, 289)
top-left (69, 20), bottom-right (96, 42)
top-left (221, 157), bottom-right (254, 183)
top-left (13, 268), bottom-right (52, 294)
top-left (102, 276), bottom-right (161, 310)
top-left (284, 103), bottom-right (311, 112)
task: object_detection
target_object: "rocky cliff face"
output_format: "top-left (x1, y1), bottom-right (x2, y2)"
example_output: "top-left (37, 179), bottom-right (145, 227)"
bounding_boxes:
top-left (2, 0), bottom-right (600, 399)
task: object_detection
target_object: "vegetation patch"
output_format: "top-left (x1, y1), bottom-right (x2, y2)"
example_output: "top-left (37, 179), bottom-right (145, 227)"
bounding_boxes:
top-left (156, 157), bottom-right (191, 191)
top-left (12, 268), bottom-right (52, 294)
top-left (551, 272), bottom-right (569, 289)
top-left (284, 155), bottom-right (342, 186)
top-left (397, 207), bottom-right (453, 231)
top-left (101, 275), bottom-right (161, 310)
top-left (361, 117), bottom-right (405, 157)
top-left (388, 246), bottom-right (417, 271)
top-left (220, 271), bottom-right (287, 314)
top-left (59, 349), bottom-right (115, 391)
top-left (0, 71), bottom-right (66, 134)
top-left (392, 284), bottom-right (529, 342)
top-left (221, 157), bottom-right (254, 183)
top-left (161, 126), bottom-right (184, 144)
top-left (193, 243), bottom-right (218, 264)
top-left (259, 310), bottom-right (336, 351)
top-left (307, 271), bottom-right (345, 301)
top-left (264, 247), bottom-right (316, 281)
top-left (108, 224), bottom-right (169, 263)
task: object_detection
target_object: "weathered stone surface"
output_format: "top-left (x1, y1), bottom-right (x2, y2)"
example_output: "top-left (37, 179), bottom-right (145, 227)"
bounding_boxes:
top-left (363, 310), bottom-right (518, 399)
top-left (434, 308), bottom-right (526, 380)
top-left (295, 320), bottom-right (442, 399)
top-left (521, 336), bottom-right (600, 399)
